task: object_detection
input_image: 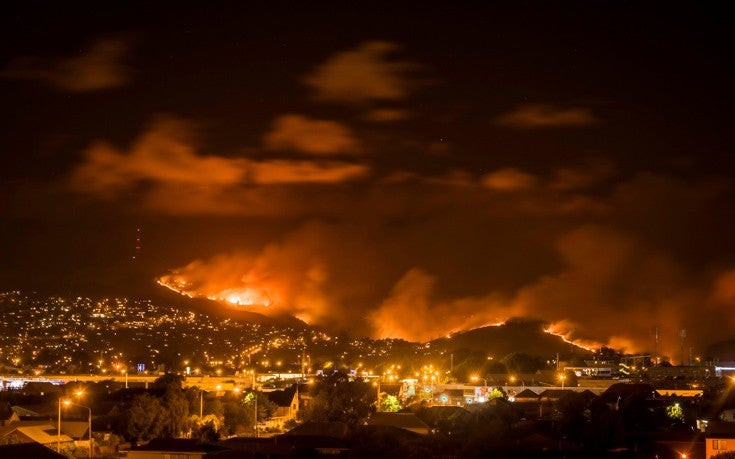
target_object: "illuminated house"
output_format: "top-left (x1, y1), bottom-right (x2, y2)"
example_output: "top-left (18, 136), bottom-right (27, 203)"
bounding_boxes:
top-left (0, 421), bottom-right (74, 447)
top-left (264, 385), bottom-right (299, 428)
top-left (706, 421), bottom-right (735, 458)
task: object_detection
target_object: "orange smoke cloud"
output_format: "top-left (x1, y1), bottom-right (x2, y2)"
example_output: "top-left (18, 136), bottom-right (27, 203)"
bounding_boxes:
top-left (495, 104), bottom-right (598, 128)
top-left (152, 171), bottom-right (734, 356)
top-left (263, 114), bottom-right (359, 155)
top-left (304, 41), bottom-right (416, 103)
top-left (158, 221), bottom-right (735, 356)
top-left (157, 226), bottom-right (337, 326)
top-left (364, 108), bottom-right (411, 122)
top-left (70, 117), bottom-right (370, 214)
top-left (481, 167), bottom-right (538, 192)
top-left (369, 268), bottom-right (521, 342)
top-left (71, 118), bottom-right (246, 195)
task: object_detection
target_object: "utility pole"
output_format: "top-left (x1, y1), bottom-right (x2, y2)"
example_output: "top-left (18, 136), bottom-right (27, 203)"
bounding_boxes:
top-left (654, 326), bottom-right (660, 364)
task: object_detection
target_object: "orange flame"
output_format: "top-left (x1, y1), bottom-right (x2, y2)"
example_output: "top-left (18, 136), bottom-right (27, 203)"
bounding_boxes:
top-left (157, 277), bottom-right (273, 309)
top-left (543, 321), bottom-right (601, 352)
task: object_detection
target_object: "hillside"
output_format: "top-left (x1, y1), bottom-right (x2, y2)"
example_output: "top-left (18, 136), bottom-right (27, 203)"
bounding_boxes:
top-left (429, 319), bottom-right (593, 358)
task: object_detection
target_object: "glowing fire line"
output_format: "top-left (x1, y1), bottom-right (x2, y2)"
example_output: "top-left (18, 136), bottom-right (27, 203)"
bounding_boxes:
top-left (543, 323), bottom-right (599, 352)
top-left (156, 279), bottom-right (272, 308)
top-left (158, 277), bottom-right (604, 350)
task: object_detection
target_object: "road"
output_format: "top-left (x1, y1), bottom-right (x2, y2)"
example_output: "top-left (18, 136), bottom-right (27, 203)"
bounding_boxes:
top-left (0, 372), bottom-right (302, 391)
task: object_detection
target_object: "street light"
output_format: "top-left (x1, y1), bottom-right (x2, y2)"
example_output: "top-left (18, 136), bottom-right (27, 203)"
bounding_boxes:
top-left (57, 398), bottom-right (66, 452)
top-left (558, 373), bottom-right (566, 390)
top-left (509, 375), bottom-right (525, 389)
top-left (58, 398), bottom-right (93, 459)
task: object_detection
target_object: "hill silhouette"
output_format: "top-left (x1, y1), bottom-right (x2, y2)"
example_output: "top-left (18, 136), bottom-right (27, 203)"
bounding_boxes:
top-left (428, 319), bottom-right (592, 357)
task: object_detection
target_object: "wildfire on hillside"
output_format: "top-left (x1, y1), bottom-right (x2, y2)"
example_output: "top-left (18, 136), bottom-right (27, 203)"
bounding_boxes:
top-left (542, 321), bottom-right (601, 352)
top-left (157, 277), bottom-right (274, 309)
top-left (154, 226), bottom-right (735, 357)
top-left (158, 270), bottom-right (603, 352)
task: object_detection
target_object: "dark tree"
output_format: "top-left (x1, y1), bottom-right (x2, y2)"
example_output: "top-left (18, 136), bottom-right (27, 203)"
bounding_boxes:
top-left (298, 371), bottom-right (375, 426)
top-left (120, 393), bottom-right (165, 443)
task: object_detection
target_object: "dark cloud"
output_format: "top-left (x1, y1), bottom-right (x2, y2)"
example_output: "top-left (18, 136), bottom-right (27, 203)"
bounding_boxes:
top-left (2, 37), bottom-right (133, 91)
top-left (550, 159), bottom-right (616, 191)
top-left (495, 104), bottom-right (598, 128)
top-left (364, 109), bottom-right (411, 122)
top-left (481, 168), bottom-right (538, 192)
top-left (304, 41), bottom-right (417, 104)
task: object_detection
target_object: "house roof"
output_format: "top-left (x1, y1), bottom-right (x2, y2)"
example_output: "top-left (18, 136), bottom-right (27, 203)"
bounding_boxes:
top-left (514, 389), bottom-right (539, 399)
top-left (538, 389), bottom-right (574, 399)
top-left (221, 434), bottom-right (348, 453)
top-left (131, 438), bottom-right (227, 453)
top-left (600, 383), bottom-right (655, 402)
top-left (0, 421), bottom-right (74, 445)
top-left (57, 420), bottom-right (89, 439)
top-left (265, 385), bottom-right (297, 407)
top-left (358, 424), bottom-right (424, 440)
top-left (12, 406), bottom-right (43, 417)
top-left (365, 413), bottom-right (430, 432)
top-left (578, 389), bottom-right (599, 401)
top-left (283, 421), bottom-right (350, 439)
top-left (0, 442), bottom-right (66, 458)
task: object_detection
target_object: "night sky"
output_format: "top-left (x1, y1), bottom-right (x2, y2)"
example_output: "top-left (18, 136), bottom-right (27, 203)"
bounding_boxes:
top-left (1, 2), bottom-right (734, 356)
